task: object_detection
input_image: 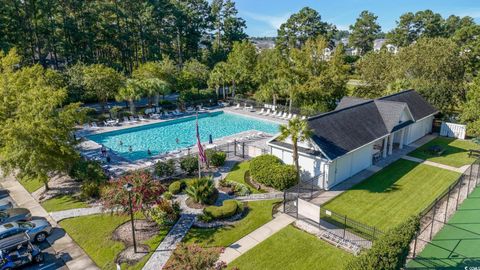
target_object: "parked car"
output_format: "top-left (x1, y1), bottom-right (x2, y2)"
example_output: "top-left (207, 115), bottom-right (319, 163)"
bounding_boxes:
top-left (0, 219), bottom-right (53, 243)
top-left (0, 209), bottom-right (31, 225)
top-left (0, 199), bottom-right (13, 212)
top-left (0, 233), bottom-right (43, 269)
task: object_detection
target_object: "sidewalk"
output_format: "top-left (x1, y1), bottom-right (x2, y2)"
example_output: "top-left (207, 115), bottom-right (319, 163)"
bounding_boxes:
top-left (0, 175), bottom-right (99, 270)
top-left (401, 155), bottom-right (469, 173)
top-left (142, 214), bottom-right (196, 270)
top-left (219, 213), bottom-right (295, 264)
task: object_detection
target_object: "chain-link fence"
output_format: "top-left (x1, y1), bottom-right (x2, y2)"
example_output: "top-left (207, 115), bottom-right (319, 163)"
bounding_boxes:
top-left (409, 158), bottom-right (480, 258)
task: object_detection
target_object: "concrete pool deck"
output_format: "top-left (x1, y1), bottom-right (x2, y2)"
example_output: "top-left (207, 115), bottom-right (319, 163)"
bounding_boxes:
top-left (76, 107), bottom-right (286, 174)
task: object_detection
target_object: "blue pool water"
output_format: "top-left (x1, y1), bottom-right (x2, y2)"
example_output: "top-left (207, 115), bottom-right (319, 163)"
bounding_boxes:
top-left (87, 111), bottom-right (279, 161)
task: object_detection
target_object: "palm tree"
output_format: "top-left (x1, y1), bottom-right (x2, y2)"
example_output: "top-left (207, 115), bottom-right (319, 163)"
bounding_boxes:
top-left (116, 79), bottom-right (145, 114)
top-left (277, 117), bottom-right (313, 181)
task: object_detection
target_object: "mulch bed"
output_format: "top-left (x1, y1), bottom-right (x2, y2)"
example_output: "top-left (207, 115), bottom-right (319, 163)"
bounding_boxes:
top-left (185, 198), bottom-right (206, 209)
top-left (113, 219), bottom-right (159, 265)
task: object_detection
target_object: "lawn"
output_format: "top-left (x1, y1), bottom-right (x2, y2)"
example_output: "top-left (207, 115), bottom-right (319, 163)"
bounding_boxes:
top-left (183, 199), bottom-right (280, 247)
top-left (18, 178), bottom-right (44, 193)
top-left (324, 159), bottom-right (460, 231)
top-left (228, 225), bottom-right (353, 270)
top-left (60, 214), bottom-right (170, 270)
top-left (41, 195), bottom-right (88, 212)
top-left (224, 161), bottom-right (263, 194)
top-left (408, 137), bottom-right (480, 168)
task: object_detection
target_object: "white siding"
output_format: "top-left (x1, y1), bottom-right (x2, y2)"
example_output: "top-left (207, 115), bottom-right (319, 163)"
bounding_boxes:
top-left (270, 145), bottom-right (329, 189)
top-left (406, 116), bottom-right (433, 144)
top-left (328, 143), bottom-right (373, 189)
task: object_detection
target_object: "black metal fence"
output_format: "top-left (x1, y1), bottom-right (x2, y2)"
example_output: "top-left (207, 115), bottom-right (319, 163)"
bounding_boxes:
top-left (283, 181), bottom-right (383, 249)
top-left (408, 158), bottom-right (480, 259)
top-left (211, 140), bottom-right (269, 160)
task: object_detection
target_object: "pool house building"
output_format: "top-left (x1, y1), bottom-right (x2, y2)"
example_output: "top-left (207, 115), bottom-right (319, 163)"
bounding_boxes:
top-left (267, 90), bottom-right (438, 190)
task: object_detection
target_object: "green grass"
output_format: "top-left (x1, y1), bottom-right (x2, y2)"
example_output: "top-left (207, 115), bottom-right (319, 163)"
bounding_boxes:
top-left (18, 178), bottom-right (44, 193)
top-left (228, 225), bottom-right (353, 270)
top-left (41, 195), bottom-right (88, 212)
top-left (324, 159), bottom-right (460, 231)
top-left (408, 137), bottom-right (480, 167)
top-left (183, 199), bottom-right (280, 247)
top-left (407, 187), bottom-right (480, 269)
top-left (60, 214), bottom-right (170, 270)
top-left (224, 161), bottom-right (263, 194)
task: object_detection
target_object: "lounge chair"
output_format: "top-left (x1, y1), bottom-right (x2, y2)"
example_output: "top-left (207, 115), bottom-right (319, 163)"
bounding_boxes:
top-left (83, 124), bottom-right (90, 130)
top-left (291, 114), bottom-right (298, 119)
top-left (123, 116), bottom-right (131, 124)
top-left (286, 113), bottom-right (293, 119)
top-left (280, 112), bottom-right (288, 118)
top-left (257, 108), bottom-right (265, 114)
top-left (150, 113), bottom-right (160, 119)
top-left (264, 109), bottom-right (272, 116)
top-left (174, 109), bottom-right (184, 116)
top-left (128, 116), bottom-right (138, 123)
top-left (138, 115), bottom-right (147, 121)
top-left (186, 107), bottom-right (195, 113)
top-left (91, 122), bottom-right (99, 129)
top-left (275, 111), bottom-right (283, 117)
top-left (234, 103), bottom-right (241, 110)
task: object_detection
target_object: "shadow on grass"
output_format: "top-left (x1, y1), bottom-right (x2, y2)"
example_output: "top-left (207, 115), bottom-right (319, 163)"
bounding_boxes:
top-left (348, 159), bottom-right (420, 194)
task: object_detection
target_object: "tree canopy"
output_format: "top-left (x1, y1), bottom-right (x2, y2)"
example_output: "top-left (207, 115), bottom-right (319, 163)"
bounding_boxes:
top-left (0, 50), bottom-right (83, 189)
top-left (349, 11), bottom-right (381, 55)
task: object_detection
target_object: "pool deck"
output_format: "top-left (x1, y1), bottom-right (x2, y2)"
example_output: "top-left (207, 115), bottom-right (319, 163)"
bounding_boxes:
top-left (76, 106), bottom-right (285, 175)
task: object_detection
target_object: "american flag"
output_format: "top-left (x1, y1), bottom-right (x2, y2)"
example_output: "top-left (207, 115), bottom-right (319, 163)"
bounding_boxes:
top-left (196, 113), bottom-right (207, 164)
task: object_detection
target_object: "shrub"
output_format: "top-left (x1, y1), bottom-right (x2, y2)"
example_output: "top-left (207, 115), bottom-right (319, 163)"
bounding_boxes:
top-left (169, 181), bottom-right (185, 194)
top-left (180, 155), bottom-right (199, 175)
top-left (205, 150), bottom-right (226, 167)
top-left (164, 243), bottom-right (223, 270)
top-left (249, 154), bottom-right (297, 190)
top-left (69, 159), bottom-right (107, 183)
top-left (250, 155), bottom-right (282, 173)
top-left (155, 159), bottom-right (176, 178)
top-left (185, 177), bottom-right (216, 205)
top-left (81, 181), bottom-right (102, 199)
top-left (231, 182), bottom-right (251, 196)
top-left (203, 199), bottom-right (241, 220)
top-left (149, 200), bottom-right (181, 226)
top-left (347, 216), bottom-right (420, 270)
top-left (163, 191), bottom-right (173, 200)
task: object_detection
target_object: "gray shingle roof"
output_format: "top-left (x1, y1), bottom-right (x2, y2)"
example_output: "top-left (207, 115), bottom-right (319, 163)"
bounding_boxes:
top-left (274, 90), bottom-right (437, 160)
top-left (380, 90), bottom-right (438, 121)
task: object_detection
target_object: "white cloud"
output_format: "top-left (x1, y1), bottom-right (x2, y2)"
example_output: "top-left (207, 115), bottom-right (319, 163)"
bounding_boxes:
top-left (242, 11), bottom-right (291, 30)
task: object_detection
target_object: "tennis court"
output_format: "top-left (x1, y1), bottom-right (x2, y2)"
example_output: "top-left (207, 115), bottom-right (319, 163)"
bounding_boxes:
top-left (407, 186), bottom-right (480, 269)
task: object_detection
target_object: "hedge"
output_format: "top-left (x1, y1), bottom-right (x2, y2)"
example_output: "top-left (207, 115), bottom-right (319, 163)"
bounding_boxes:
top-left (181, 156), bottom-right (199, 175)
top-left (203, 199), bottom-right (242, 220)
top-left (347, 216), bottom-right (420, 270)
top-left (249, 154), bottom-right (297, 190)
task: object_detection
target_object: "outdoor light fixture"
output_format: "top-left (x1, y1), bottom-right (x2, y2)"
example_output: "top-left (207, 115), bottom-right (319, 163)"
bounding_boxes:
top-left (123, 182), bottom-right (137, 253)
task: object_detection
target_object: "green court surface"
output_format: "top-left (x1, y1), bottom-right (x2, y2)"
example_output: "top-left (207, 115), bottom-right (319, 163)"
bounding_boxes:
top-left (407, 186), bottom-right (480, 269)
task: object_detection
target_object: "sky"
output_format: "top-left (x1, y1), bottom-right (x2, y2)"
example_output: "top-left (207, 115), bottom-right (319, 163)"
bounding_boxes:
top-left (233, 0), bottom-right (480, 37)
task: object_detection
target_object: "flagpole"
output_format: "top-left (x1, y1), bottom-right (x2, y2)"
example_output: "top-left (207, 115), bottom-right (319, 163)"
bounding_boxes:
top-left (197, 112), bottom-right (202, 179)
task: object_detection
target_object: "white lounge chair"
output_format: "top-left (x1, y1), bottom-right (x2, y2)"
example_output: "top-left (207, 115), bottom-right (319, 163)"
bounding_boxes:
top-left (234, 103), bottom-right (241, 110)
top-left (291, 114), bottom-right (298, 119)
top-left (286, 113), bottom-right (293, 119)
top-left (263, 109), bottom-right (271, 116)
top-left (275, 111), bottom-right (283, 117)
top-left (138, 115), bottom-right (147, 121)
top-left (174, 109), bottom-right (184, 116)
top-left (150, 113), bottom-right (160, 119)
top-left (123, 116), bottom-right (131, 124)
top-left (129, 116), bottom-right (139, 123)
top-left (280, 112), bottom-right (288, 118)
top-left (83, 124), bottom-right (90, 130)
top-left (257, 108), bottom-right (265, 114)
top-left (91, 122), bottom-right (99, 129)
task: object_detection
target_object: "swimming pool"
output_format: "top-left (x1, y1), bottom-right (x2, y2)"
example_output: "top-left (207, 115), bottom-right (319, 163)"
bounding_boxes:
top-left (86, 111), bottom-right (279, 161)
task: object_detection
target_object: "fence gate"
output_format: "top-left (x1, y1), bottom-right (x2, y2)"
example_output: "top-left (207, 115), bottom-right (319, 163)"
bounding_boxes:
top-left (298, 199), bottom-right (320, 221)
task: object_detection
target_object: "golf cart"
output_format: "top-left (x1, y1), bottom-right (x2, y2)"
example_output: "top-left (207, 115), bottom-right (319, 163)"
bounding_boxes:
top-left (0, 232), bottom-right (43, 269)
